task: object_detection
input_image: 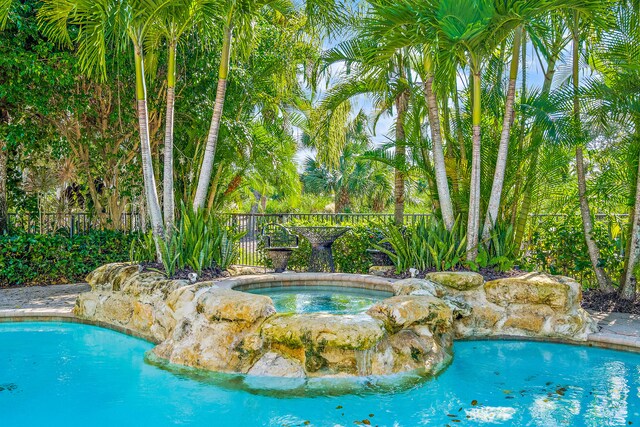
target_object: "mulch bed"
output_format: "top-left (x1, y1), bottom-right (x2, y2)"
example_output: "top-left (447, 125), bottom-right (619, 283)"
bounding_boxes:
top-left (381, 266), bottom-right (526, 282)
top-left (581, 289), bottom-right (640, 315)
top-left (139, 262), bottom-right (224, 282)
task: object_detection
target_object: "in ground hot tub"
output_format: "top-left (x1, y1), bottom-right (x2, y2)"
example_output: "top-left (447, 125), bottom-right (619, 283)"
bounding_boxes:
top-left (246, 285), bottom-right (392, 314)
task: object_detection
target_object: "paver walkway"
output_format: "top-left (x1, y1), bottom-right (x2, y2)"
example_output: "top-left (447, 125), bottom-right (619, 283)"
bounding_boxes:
top-left (587, 311), bottom-right (640, 349)
top-left (1, 284), bottom-right (640, 350)
top-left (0, 283), bottom-right (90, 318)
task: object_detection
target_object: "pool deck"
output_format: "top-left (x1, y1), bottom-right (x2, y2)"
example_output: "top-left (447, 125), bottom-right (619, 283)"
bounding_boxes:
top-left (0, 283), bottom-right (90, 319)
top-left (1, 282), bottom-right (640, 351)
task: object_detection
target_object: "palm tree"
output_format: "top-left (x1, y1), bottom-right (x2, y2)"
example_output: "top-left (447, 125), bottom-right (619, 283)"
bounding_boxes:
top-left (583, 1), bottom-right (640, 298)
top-left (513, 14), bottom-right (568, 248)
top-left (192, 0), bottom-right (346, 211)
top-left (147, 0), bottom-right (221, 230)
top-left (481, 25), bottom-right (522, 239)
top-left (318, 27), bottom-right (413, 225)
top-left (422, 50), bottom-right (455, 230)
top-left (570, 8), bottom-right (615, 293)
top-left (482, 0), bottom-right (608, 239)
top-left (302, 110), bottom-right (392, 212)
top-left (40, 0), bottom-right (166, 255)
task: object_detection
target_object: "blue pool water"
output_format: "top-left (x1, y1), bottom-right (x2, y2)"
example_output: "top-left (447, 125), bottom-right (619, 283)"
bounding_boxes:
top-left (1, 322), bottom-right (640, 426)
top-left (247, 286), bottom-right (392, 314)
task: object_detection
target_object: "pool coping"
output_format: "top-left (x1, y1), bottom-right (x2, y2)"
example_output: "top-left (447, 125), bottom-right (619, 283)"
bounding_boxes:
top-left (217, 272), bottom-right (398, 293)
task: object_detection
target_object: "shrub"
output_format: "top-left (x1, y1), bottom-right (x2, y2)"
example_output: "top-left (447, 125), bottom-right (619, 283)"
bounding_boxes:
top-left (521, 214), bottom-right (625, 287)
top-left (0, 230), bottom-right (134, 287)
top-left (376, 217), bottom-right (467, 273)
top-left (130, 207), bottom-right (244, 275)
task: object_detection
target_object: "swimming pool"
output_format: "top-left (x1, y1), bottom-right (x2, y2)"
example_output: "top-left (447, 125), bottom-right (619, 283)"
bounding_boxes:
top-left (246, 285), bottom-right (392, 314)
top-left (1, 322), bottom-right (638, 426)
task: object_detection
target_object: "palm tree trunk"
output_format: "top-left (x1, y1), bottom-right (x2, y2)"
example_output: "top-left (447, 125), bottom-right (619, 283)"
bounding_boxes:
top-left (134, 43), bottom-right (164, 257)
top-left (620, 140), bottom-right (640, 299)
top-left (571, 14), bottom-right (613, 293)
top-left (394, 89), bottom-right (409, 227)
top-left (163, 40), bottom-right (177, 230)
top-left (576, 147), bottom-right (613, 292)
top-left (206, 162), bottom-right (224, 213)
top-left (483, 26), bottom-right (522, 239)
top-left (335, 186), bottom-right (350, 213)
top-left (514, 48), bottom-right (559, 249)
top-left (423, 55), bottom-right (455, 230)
top-left (510, 30), bottom-right (528, 227)
top-left (466, 65), bottom-right (482, 261)
top-left (193, 24), bottom-right (232, 211)
top-left (453, 88), bottom-right (467, 166)
top-left (0, 137), bottom-right (7, 233)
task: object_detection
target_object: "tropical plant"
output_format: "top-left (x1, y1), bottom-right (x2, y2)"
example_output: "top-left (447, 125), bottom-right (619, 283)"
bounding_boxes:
top-left (376, 216), bottom-right (467, 273)
top-left (131, 205), bottom-right (243, 275)
top-left (192, 0), bottom-right (347, 210)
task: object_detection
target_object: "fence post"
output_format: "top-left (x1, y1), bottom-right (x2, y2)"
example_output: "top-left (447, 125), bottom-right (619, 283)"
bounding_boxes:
top-left (70, 213), bottom-right (75, 239)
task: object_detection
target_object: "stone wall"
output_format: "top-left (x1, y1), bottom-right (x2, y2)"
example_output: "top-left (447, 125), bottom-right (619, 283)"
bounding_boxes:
top-left (395, 271), bottom-right (597, 341)
top-left (75, 264), bottom-right (597, 382)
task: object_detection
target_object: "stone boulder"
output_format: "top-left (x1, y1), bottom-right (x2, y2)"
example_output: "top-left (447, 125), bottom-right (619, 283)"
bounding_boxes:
top-left (151, 287), bottom-right (276, 373)
top-left (391, 278), bottom-right (446, 297)
top-left (86, 262), bottom-right (141, 291)
top-left (425, 271), bottom-right (484, 291)
top-left (261, 313), bottom-right (385, 351)
top-left (367, 295), bottom-right (452, 333)
top-left (484, 272), bottom-right (579, 310)
top-left (226, 265), bottom-right (273, 276)
top-left (196, 287), bottom-right (276, 323)
top-left (248, 352), bottom-right (306, 378)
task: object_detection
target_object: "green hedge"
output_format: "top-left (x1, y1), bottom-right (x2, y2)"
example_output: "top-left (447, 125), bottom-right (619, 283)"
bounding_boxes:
top-left (0, 230), bottom-right (135, 287)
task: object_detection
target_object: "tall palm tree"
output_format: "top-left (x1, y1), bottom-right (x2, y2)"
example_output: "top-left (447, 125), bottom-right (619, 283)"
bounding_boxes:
top-left (40, 0), bottom-right (166, 255)
top-left (302, 111), bottom-right (392, 212)
top-left (422, 50), bottom-right (455, 230)
top-left (364, 0), bottom-right (457, 228)
top-left (481, 25), bottom-right (522, 238)
top-left (318, 32), bottom-right (413, 225)
top-left (481, 0), bottom-right (607, 239)
top-left (570, 8), bottom-right (615, 293)
top-left (147, 0), bottom-right (221, 230)
top-left (583, 1), bottom-right (640, 298)
top-left (192, 0), bottom-right (346, 211)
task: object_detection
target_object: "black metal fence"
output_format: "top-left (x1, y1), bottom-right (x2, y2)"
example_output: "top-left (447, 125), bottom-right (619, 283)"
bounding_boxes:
top-left (7, 212), bottom-right (142, 238)
top-left (5, 210), bottom-right (630, 268)
top-left (222, 213), bottom-right (432, 266)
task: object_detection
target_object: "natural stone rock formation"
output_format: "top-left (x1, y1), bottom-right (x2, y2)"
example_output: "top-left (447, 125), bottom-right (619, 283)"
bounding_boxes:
top-left (484, 272), bottom-right (578, 310)
top-left (77, 263), bottom-right (187, 342)
top-left (425, 271), bottom-right (484, 291)
top-left (247, 352), bottom-right (305, 378)
top-left (226, 265), bottom-right (274, 277)
top-left (75, 263), bottom-right (597, 383)
top-left (367, 295), bottom-right (452, 333)
top-left (368, 266), bottom-right (395, 277)
top-left (425, 272), bottom-right (597, 340)
top-left (391, 278), bottom-right (446, 297)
